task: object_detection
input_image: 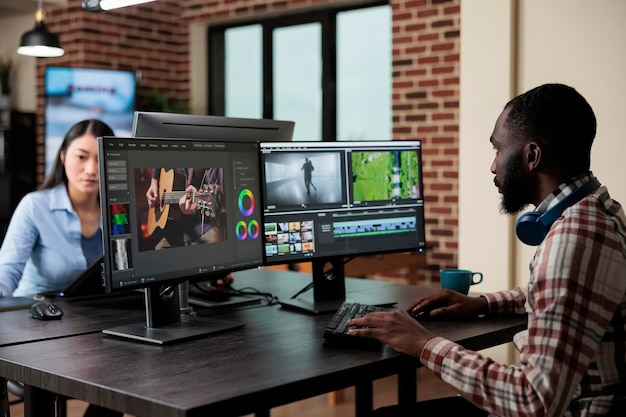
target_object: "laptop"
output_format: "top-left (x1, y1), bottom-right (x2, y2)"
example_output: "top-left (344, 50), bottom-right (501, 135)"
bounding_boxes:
top-left (36, 256), bottom-right (106, 300)
top-left (0, 258), bottom-right (105, 311)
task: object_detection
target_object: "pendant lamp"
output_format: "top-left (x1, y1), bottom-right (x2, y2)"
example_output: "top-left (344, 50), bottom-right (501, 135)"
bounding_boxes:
top-left (17, 1), bottom-right (65, 58)
top-left (82, 0), bottom-right (156, 12)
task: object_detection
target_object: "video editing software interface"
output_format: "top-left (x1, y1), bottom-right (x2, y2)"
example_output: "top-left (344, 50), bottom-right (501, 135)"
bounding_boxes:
top-left (260, 141), bottom-right (426, 264)
top-left (99, 137), bottom-right (264, 293)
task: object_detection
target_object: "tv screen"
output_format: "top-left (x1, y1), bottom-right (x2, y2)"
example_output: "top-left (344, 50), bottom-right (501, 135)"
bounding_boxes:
top-left (45, 66), bottom-right (137, 173)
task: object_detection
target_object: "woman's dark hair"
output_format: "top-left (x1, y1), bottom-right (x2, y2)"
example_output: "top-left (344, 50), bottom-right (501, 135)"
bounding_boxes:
top-left (505, 83), bottom-right (597, 178)
top-left (39, 119), bottom-right (115, 190)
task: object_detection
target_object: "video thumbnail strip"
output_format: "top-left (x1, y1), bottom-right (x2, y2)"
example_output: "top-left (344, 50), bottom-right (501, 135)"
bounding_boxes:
top-left (333, 216), bottom-right (416, 238)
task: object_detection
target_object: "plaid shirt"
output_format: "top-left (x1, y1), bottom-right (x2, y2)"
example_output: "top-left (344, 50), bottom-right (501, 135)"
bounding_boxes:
top-left (421, 173), bottom-right (626, 417)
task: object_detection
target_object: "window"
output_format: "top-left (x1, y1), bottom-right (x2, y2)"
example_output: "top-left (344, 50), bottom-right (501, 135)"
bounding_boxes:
top-left (273, 23), bottom-right (322, 141)
top-left (209, 2), bottom-right (390, 142)
top-left (224, 25), bottom-right (262, 118)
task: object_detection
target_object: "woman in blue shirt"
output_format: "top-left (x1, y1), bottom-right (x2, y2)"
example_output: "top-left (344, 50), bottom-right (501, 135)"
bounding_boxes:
top-left (0, 119), bottom-right (126, 417)
top-left (0, 119), bottom-right (113, 297)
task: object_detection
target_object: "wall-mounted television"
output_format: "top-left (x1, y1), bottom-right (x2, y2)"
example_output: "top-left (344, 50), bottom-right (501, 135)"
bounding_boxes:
top-left (45, 66), bottom-right (137, 173)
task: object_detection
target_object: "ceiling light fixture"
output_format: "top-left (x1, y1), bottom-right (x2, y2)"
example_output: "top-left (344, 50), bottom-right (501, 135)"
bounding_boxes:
top-left (17, 0), bottom-right (65, 58)
top-left (82, 0), bottom-right (156, 12)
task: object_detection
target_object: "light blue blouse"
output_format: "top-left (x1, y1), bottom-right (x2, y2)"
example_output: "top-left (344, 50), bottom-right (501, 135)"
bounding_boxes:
top-left (0, 184), bottom-right (102, 297)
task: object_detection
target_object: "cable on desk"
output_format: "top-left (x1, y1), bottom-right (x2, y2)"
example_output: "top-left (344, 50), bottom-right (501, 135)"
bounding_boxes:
top-left (290, 282), bottom-right (313, 299)
top-left (190, 281), bottom-right (279, 306)
top-left (234, 287), bottom-right (279, 306)
top-left (288, 256), bottom-right (355, 299)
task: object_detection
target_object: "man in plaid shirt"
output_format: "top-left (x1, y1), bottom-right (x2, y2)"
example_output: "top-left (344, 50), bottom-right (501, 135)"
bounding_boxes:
top-left (348, 83), bottom-right (626, 417)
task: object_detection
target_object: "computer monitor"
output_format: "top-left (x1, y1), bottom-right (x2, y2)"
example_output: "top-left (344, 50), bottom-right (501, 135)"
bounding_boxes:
top-left (131, 111), bottom-right (293, 309)
top-left (132, 111), bottom-right (294, 142)
top-left (260, 140), bottom-right (426, 314)
top-left (98, 136), bottom-right (264, 344)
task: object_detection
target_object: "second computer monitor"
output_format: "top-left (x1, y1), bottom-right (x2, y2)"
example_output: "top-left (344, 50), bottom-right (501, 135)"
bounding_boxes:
top-left (259, 140), bottom-right (426, 313)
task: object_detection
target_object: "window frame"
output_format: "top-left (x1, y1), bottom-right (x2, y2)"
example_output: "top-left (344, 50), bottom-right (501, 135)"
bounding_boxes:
top-left (207, 1), bottom-right (388, 141)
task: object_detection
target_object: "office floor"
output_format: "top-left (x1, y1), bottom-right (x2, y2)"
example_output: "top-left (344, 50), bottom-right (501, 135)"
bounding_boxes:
top-left (8, 368), bottom-right (456, 417)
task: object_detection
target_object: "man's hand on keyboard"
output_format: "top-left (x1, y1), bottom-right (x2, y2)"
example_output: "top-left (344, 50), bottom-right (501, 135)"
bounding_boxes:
top-left (347, 309), bottom-right (436, 357)
top-left (407, 289), bottom-right (489, 320)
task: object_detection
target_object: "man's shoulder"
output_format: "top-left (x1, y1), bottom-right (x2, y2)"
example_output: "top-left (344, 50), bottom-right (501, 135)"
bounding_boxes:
top-left (556, 189), bottom-right (626, 254)
top-left (574, 186), bottom-right (625, 226)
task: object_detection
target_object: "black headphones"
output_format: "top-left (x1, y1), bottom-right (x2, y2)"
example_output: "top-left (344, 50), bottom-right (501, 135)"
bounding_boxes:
top-left (515, 178), bottom-right (600, 246)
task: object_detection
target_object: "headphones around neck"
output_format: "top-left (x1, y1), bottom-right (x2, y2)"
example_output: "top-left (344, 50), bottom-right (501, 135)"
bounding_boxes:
top-left (515, 178), bottom-right (600, 246)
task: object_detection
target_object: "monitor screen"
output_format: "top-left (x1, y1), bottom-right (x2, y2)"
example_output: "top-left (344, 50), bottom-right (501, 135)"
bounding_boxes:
top-left (45, 66), bottom-right (136, 174)
top-left (132, 111), bottom-right (294, 142)
top-left (259, 140), bottom-right (426, 313)
top-left (131, 111), bottom-right (293, 309)
top-left (98, 136), bottom-right (264, 343)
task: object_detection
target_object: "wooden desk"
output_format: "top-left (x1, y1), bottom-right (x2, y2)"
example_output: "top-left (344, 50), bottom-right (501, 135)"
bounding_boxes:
top-left (0, 273), bottom-right (527, 417)
top-left (0, 292), bottom-right (146, 417)
top-left (0, 293), bottom-right (145, 348)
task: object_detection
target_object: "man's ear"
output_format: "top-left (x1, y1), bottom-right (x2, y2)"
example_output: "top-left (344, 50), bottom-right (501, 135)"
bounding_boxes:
top-left (525, 142), bottom-right (541, 171)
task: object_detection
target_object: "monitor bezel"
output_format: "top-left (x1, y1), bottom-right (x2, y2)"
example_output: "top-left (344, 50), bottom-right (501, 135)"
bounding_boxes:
top-left (132, 111), bottom-right (295, 142)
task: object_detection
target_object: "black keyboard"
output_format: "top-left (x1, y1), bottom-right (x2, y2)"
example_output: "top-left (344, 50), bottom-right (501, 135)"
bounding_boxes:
top-left (323, 302), bottom-right (394, 349)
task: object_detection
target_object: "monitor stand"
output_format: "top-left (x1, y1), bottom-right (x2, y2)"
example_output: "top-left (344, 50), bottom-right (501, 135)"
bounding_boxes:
top-left (102, 284), bottom-right (244, 345)
top-left (178, 281), bottom-right (194, 314)
top-left (278, 257), bottom-right (397, 314)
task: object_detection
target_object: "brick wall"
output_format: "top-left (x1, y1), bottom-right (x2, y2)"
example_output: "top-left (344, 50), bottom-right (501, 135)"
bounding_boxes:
top-left (390, 0), bottom-right (460, 276)
top-left (40, 0), bottom-right (460, 275)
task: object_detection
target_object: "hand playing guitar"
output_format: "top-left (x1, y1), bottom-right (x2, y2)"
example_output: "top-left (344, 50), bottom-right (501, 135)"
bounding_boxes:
top-left (146, 178), bottom-right (202, 216)
top-left (146, 177), bottom-right (160, 208)
top-left (179, 185), bottom-right (198, 215)
top-left (145, 168), bottom-right (221, 236)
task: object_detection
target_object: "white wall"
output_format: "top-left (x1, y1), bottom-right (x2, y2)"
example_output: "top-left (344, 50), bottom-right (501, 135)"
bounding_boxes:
top-left (460, 0), bottom-right (626, 361)
top-left (460, 0), bottom-right (516, 294)
top-left (513, 0), bottom-right (626, 285)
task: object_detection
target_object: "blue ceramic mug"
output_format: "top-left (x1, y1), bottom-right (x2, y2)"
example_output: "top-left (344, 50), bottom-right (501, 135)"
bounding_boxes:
top-left (440, 269), bottom-right (483, 295)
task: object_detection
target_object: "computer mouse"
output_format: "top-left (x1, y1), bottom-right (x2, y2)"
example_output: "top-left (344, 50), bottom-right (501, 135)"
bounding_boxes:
top-left (29, 302), bottom-right (64, 320)
top-left (410, 309), bottom-right (435, 321)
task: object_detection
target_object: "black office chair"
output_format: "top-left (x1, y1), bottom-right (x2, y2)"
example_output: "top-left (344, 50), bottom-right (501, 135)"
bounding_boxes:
top-left (5, 379), bottom-right (67, 417)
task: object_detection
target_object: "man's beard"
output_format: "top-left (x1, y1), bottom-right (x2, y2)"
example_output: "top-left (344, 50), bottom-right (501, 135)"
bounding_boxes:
top-left (498, 151), bottom-right (534, 214)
